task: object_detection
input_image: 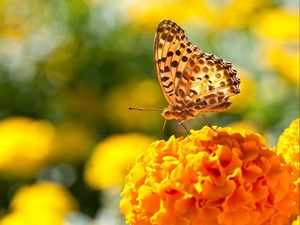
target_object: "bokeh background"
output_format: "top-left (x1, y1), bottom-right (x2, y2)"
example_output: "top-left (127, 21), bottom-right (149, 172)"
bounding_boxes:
top-left (0, 0), bottom-right (299, 224)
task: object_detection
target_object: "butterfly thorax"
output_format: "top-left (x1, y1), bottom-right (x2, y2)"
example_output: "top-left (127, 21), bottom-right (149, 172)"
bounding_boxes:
top-left (162, 99), bottom-right (232, 122)
top-left (162, 105), bottom-right (197, 121)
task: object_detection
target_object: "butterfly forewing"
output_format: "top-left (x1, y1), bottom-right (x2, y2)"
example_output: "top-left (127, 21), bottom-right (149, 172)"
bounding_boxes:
top-left (154, 20), bottom-right (188, 105)
top-left (154, 20), bottom-right (240, 121)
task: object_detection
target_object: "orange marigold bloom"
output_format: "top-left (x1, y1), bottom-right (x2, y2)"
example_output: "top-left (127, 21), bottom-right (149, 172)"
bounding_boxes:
top-left (120, 127), bottom-right (299, 225)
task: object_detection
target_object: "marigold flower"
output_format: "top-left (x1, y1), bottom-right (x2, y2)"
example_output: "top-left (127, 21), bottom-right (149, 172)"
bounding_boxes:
top-left (120, 127), bottom-right (299, 225)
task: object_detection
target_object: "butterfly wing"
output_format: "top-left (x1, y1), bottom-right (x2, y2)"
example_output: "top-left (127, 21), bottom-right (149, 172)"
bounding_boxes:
top-left (154, 20), bottom-right (189, 105)
top-left (154, 20), bottom-right (240, 118)
top-left (176, 50), bottom-right (240, 113)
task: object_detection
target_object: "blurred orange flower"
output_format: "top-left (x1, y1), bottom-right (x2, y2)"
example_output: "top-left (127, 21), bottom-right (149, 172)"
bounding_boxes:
top-left (120, 126), bottom-right (298, 225)
top-left (0, 117), bottom-right (55, 177)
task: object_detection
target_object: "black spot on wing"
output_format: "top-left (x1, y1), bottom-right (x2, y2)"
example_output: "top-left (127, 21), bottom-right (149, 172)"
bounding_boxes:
top-left (167, 51), bottom-right (174, 57)
top-left (163, 81), bottom-right (174, 89)
top-left (176, 71), bottom-right (182, 78)
top-left (161, 76), bottom-right (169, 82)
top-left (171, 61), bottom-right (178, 67)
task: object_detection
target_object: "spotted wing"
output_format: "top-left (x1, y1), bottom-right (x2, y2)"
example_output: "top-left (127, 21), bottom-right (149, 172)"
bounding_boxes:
top-left (154, 20), bottom-right (188, 105)
top-left (154, 20), bottom-right (240, 116)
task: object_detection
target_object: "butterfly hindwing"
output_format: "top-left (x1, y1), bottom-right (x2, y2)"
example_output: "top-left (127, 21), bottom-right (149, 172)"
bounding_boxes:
top-left (179, 52), bottom-right (240, 112)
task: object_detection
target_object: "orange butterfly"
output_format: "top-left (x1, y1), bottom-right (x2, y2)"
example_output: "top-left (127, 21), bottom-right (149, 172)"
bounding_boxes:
top-left (130, 20), bottom-right (240, 127)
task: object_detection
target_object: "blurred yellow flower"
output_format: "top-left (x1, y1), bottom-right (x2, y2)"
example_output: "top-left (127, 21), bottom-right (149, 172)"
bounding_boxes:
top-left (0, 0), bottom-right (28, 39)
top-left (265, 45), bottom-right (299, 85)
top-left (51, 122), bottom-right (95, 163)
top-left (275, 119), bottom-right (299, 222)
top-left (10, 182), bottom-right (77, 213)
top-left (277, 118), bottom-right (300, 171)
top-left (230, 68), bottom-right (257, 112)
top-left (0, 211), bottom-right (65, 225)
top-left (292, 216), bottom-right (300, 225)
top-left (253, 9), bottom-right (299, 85)
top-left (84, 133), bottom-right (154, 189)
top-left (228, 121), bottom-right (258, 134)
top-left (104, 80), bottom-right (164, 132)
top-left (194, 0), bottom-right (270, 30)
top-left (120, 126), bottom-right (298, 225)
top-left (125, 0), bottom-right (193, 31)
top-left (253, 9), bottom-right (299, 41)
top-left (0, 182), bottom-right (78, 225)
top-left (0, 117), bottom-right (55, 177)
top-left (125, 0), bottom-right (269, 31)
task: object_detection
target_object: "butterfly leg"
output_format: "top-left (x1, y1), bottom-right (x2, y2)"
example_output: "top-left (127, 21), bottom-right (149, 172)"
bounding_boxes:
top-left (178, 120), bottom-right (190, 135)
top-left (162, 119), bottom-right (167, 133)
top-left (200, 113), bottom-right (217, 132)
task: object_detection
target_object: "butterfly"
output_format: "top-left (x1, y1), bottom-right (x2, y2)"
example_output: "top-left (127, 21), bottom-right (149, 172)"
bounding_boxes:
top-left (130, 20), bottom-right (240, 126)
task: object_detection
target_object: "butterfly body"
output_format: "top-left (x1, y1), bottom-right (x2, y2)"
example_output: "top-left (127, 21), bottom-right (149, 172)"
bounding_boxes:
top-left (154, 20), bottom-right (240, 122)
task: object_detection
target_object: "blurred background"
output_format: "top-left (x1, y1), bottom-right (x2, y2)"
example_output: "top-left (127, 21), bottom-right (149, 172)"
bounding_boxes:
top-left (0, 0), bottom-right (299, 224)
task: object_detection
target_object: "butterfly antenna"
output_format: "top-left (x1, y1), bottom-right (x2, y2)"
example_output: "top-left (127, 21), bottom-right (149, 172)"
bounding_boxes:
top-left (178, 121), bottom-right (190, 135)
top-left (200, 113), bottom-right (217, 132)
top-left (129, 107), bottom-right (163, 112)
